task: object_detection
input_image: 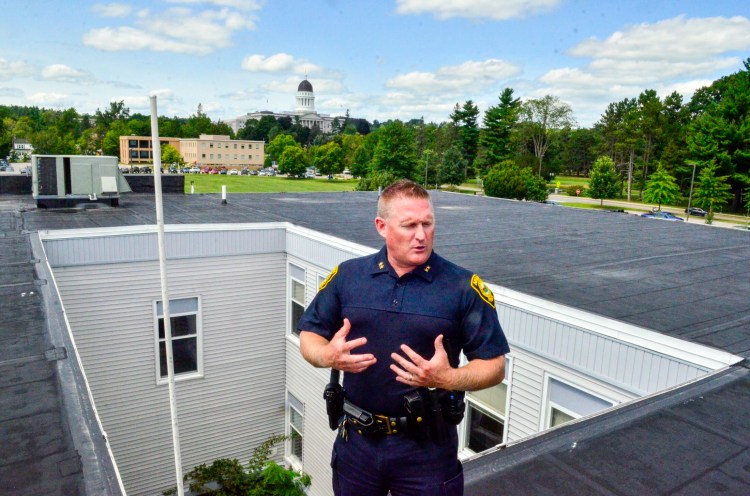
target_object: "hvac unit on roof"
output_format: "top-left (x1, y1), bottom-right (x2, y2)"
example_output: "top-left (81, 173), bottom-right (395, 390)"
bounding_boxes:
top-left (31, 154), bottom-right (132, 208)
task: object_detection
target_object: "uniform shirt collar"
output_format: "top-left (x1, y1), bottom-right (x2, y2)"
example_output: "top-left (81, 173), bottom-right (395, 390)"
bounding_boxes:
top-left (371, 246), bottom-right (436, 282)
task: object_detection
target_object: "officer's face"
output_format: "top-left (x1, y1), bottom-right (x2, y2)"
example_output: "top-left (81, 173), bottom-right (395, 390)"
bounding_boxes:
top-left (375, 196), bottom-right (434, 276)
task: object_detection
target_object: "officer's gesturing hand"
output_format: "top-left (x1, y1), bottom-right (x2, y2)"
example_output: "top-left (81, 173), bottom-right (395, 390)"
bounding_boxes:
top-left (390, 334), bottom-right (454, 389)
top-left (390, 334), bottom-right (506, 391)
top-left (299, 318), bottom-right (377, 373)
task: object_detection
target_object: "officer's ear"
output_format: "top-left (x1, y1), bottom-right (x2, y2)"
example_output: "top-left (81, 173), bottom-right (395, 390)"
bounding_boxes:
top-left (374, 216), bottom-right (388, 239)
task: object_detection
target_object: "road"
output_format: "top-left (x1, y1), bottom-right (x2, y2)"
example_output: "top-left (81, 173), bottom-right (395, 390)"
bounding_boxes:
top-left (548, 193), bottom-right (750, 229)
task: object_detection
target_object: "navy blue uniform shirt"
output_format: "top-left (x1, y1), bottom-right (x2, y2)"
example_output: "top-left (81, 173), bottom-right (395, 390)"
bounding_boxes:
top-left (298, 246), bottom-right (510, 416)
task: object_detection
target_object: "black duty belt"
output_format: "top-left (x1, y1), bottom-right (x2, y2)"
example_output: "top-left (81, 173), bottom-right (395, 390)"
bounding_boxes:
top-left (343, 400), bottom-right (410, 437)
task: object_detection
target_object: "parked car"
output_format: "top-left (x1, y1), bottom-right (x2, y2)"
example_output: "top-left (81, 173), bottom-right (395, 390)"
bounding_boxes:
top-left (181, 167), bottom-right (190, 174)
top-left (229, 169), bottom-right (239, 175)
top-left (250, 170), bottom-right (259, 175)
top-left (641, 211), bottom-right (684, 221)
top-left (189, 167), bottom-right (201, 173)
top-left (685, 207), bottom-right (708, 217)
top-left (240, 168), bottom-right (249, 175)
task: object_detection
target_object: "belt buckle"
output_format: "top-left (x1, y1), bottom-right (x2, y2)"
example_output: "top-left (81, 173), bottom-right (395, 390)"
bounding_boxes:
top-left (374, 414), bottom-right (396, 435)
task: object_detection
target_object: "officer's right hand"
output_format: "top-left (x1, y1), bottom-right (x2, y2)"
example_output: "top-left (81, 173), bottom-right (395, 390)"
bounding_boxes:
top-left (327, 318), bottom-right (376, 373)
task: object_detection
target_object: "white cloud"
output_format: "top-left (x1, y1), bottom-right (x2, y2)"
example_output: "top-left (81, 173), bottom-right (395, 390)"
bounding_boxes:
top-left (241, 53), bottom-right (324, 76)
top-left (570, 16), bottom-right (750, 62)
top-left (27, 92), bottom-right (70, 106)
top-left (92, 3), bottom-right (132, 17)
top-left (241, 53), bottom-right (295, 72)
top-left (387, 58), bottom-right (520, 94)
top-left (167, 0), bottom-right (263, 10)
top-left (83, 3), bottom-right (260, 54)
top-left (42, 64), bottom-right (88, 83)
top-left (535, 15), bottom-right (750, 126)
top-left (395, 0), bottom-right (561, 20)
top-left (0, 58), bottom-right (36, 80)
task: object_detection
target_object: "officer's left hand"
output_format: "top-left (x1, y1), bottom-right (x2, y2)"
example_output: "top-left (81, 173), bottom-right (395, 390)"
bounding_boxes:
top-left (390, 334), bottom-right (454, 389)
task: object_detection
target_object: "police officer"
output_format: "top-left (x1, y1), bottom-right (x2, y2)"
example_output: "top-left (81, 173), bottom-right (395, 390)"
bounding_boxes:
top-left (298, 180), bottom-right (509, 496)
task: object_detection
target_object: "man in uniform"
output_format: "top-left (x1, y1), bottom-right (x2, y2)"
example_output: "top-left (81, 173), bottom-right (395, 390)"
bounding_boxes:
top-left (298, 180), bottom-right (509, 496)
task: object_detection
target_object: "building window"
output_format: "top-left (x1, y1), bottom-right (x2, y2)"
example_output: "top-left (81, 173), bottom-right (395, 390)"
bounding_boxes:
top-left (130, 150), bottom-right (138, 158)
top-left (210, 154), bottom-right (214, 160)
top-left (129, 139), bottom-right (137, 147)
top-left (210, 143), bottom-right (214, 148)
top-left (287, 392), bottom-right (304, 466)
top-left (290, 263), bottom-right (305, 336)
top-left (154, 297), bottom-right (201, 382)
top-left (139, 151), bottom-right (150, 159)
top-left (234, 143), bottom-right (237, 149)
top-left (241, 144), bottom-right (245, 149)
top-left (255, 144), bottom-right (259, 149)
top-left (202, 153), bottom-right (206, 159)
top-left (463, 380), bottom-right (508, 454)
top-left (544, 377), bottom-right (614, 429)
top-left (139, 140), bottom-right (149, 147)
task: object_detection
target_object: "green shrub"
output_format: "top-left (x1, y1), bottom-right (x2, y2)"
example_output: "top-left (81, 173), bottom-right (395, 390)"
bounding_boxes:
top-left (355, 170), bottom-right (396, 191)
top-left (564, 184), bottom-right (587, 197)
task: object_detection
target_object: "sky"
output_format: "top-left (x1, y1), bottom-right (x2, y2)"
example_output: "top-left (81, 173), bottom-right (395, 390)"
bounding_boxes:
top-left (1, 0), bottom-right (749, 127)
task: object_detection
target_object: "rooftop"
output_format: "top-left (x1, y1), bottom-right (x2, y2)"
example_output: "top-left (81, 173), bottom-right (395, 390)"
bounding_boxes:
top-left (2, 191), bottom-right (749, 495)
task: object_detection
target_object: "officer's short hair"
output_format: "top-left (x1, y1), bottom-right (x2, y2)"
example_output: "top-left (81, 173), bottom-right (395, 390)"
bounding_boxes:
top-left (377, 180), bottom-right (432, 219)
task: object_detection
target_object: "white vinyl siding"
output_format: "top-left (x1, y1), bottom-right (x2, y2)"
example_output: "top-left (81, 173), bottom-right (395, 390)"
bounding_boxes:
top-left (51, 253), bottom-right (287, 495)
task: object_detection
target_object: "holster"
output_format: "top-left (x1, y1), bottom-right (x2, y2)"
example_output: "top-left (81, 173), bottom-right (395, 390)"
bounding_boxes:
top-left (403, 390), bottom-right (429, 441)
top-left (324, 369), bottom-right (345, 430)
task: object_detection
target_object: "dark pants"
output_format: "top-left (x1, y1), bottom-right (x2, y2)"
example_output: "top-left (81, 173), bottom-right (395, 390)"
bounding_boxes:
top-left (331, 427), bottom-right (463, 496)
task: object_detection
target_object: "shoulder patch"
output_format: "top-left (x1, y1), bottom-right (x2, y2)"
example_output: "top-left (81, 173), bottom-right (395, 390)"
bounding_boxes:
top-left (319, 265), bottom-right (339, 291)
top-left (470, 274), bottom-right (495, 308)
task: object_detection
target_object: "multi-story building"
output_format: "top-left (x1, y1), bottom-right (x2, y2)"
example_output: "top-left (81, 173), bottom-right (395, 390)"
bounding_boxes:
top-left (179, 134), bottom-right (264, 169)
top-left (119, 136), bottom-right (182, 166)
top-left (119, 134), bottom-right (264, 169)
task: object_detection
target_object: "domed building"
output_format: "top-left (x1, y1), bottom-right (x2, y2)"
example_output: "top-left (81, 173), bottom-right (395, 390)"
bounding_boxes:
top-left (225, 78), bottom-right (338, 134)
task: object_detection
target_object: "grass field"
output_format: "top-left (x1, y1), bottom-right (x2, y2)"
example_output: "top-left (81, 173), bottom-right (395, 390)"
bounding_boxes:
top-left (183, 174), bottom-right (359, 193)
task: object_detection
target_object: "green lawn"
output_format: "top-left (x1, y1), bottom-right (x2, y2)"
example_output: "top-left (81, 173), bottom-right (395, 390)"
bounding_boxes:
top-left (183, 174), bottom-right (359, 193)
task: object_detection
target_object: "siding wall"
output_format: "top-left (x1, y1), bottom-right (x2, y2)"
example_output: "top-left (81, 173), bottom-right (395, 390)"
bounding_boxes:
top-left (51, 254), bottom-right (288, 495)
top-left (498, 304), bottom-right (710, 396)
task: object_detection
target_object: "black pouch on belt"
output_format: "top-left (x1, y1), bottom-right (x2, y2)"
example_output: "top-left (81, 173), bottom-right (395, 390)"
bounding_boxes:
top-left (403, 390), bottom-right (429, 441)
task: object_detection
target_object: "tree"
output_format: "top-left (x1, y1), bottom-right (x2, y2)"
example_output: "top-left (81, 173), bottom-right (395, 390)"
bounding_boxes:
top-left (587, 156), bottom-right (620, 206)
top-left (520, 95), bottom-right (576, 178)
top-left (278, 145), bottom-right (307, 177)
top-left (102, 121), bottom-right (127, 157)
top-left (478, 88), bottom-right (521, 172)
top-left (166, 435), bottom-right (311, 496)
top-left (439, 146), bottom-right (466, 188)
top-left (687, 60), bottom-right (750, 211)
top-left (312, 141), bottom-right (344, 175)
top-left (418, 149), bottom-right (439, 189)
top-left (694, 163), bottom-right (734, 223)
top-left (642, 164), bottom-right (680, 210)
top-left (371, 121), bottom-right (417, 180)
top-left (266, 134), bottom-right (298, 165)
top-left (451, 100), bottom-right (480, 176)
top-left (161, 144), bottom-right (184, 167)
top-left (483, 161), bottom-right (546, 201)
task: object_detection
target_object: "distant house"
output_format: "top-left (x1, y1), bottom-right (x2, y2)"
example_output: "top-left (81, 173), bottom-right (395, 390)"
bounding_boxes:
top-left (12, 137), bottom-right (33, 160)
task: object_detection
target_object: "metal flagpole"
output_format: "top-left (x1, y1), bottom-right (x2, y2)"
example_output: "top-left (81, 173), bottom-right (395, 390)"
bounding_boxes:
top-left (150, 96), bottom-right (184, 496)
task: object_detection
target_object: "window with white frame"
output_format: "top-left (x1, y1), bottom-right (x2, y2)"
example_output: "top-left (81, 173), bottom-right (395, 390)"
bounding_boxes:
top-left (155, 297), bottom-right (201, 381)
top-left (545, 377), bottom-right (614, 428)
top-left (288, 392), bottom-right (304, 465)
top-left (463, 380), bottom-right (508, 454)
top-left (290, 264), bottom-right (305, 336)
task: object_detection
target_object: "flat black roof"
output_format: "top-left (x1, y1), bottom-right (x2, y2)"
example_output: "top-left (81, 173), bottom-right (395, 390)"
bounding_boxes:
top-left (6, 191), bottom-right (750, 495)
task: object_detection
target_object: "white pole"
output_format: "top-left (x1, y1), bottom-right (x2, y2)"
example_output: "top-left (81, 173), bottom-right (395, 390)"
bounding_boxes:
top-left (221, 184), bottom-right (227, 205)
top-left (686, 161), bottom-right (697, 222)
top-left (150, 96), bottom-right (184, 496)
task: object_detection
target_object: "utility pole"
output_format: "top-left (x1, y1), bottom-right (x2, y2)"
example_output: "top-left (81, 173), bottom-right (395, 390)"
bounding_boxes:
top-left (686, 161), bottom-right (698, 221)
